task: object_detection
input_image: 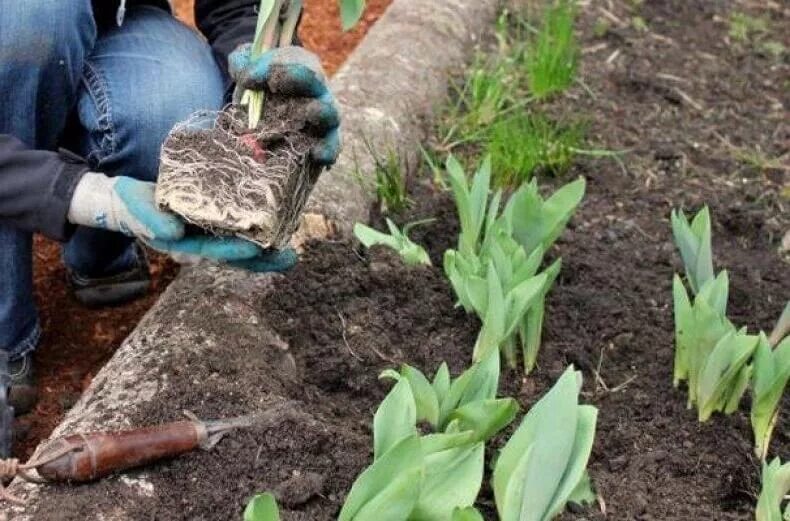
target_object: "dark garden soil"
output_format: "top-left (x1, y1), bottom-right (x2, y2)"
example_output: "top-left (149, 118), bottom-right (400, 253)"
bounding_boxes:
top-left (22, 0), bottom-right (393, 459)
top-left (23, 0), bottom-right (788, 520)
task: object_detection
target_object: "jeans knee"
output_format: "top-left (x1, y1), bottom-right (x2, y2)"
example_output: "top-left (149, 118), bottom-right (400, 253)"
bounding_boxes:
top-left (113, 70), bottom-right (225, 182)
top-left (1, 0), bottom-right (96, 78)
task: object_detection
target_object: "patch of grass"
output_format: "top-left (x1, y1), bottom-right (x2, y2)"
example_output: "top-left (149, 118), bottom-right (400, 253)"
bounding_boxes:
top-left (631, 16), bottom-right (648, 33)
top-left (728, 12), bottom-right (768, 43)
top-left (355, 139), bottom-right (411, 214)
top-left (593, 17), bottom-right (611, 38)
top-left (733, 147), bottom-right (788, 174)
top-left (438, 54), bottom-right (510, 150)
top-left (526, 0), bottom-right (579, 100)
top-left (485, 113), bottom-right (584, 187)
top-left (373, 149), bottom-right (410, 214)
top-left (758, 40), bottom-right (786, 60)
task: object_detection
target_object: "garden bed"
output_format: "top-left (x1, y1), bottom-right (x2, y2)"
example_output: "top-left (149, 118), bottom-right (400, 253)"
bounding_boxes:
top-left (14, 0), bottom-right (789, 519)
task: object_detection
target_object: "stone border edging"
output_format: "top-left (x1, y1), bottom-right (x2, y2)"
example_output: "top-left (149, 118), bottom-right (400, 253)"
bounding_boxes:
top-left (6, 0), bottom-right (501, 516)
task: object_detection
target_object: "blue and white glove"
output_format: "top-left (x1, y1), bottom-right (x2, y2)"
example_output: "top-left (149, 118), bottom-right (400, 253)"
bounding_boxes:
top-left (228, 44), bottom-right (341, 167)
top-left (67, 173), bottom-right (297, 272)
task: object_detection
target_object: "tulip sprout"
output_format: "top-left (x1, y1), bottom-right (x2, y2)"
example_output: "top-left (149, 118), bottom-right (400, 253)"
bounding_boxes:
top-left (354, 219), bottom-right (433, 267)
top-left (751, 310), bottom-right (790, 460)
top-left (493, 366), bottom-right (597, 521)
top-left (444, 155), bottom-right (585, 372)
top-left (755, 457), bottom-right (790, 521)
top-left (672, 223), bottom-right (754, 420)
top-left (671, 208), bottom-right (790, 460)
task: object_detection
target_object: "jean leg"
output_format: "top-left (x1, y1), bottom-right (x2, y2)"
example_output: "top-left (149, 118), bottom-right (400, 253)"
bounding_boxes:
top-left (0, 0), bottom-right (96, 357)
top-left (63, 5), bottom-right (226, 277)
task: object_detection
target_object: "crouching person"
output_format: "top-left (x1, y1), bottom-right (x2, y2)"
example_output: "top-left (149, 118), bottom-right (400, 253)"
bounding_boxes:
top-left (0, 0), bottom-right (339, 414)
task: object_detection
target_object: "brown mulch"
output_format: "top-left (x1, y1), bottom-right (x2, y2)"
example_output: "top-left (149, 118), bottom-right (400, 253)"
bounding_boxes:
top-left (20, 0), bottom-right (393, 458)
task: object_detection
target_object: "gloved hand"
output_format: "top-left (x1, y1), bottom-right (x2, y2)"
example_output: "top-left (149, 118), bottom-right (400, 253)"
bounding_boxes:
top-left (67, 172), bottom-right (297, 270)
top-left (147, 238), bottom-right (298, 273)
top-left (228, 44), bottom-right (340, 167)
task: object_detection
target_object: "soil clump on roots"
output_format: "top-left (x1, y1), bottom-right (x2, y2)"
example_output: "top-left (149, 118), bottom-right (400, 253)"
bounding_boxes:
top-left (156, 97), bottom-right (322, 249)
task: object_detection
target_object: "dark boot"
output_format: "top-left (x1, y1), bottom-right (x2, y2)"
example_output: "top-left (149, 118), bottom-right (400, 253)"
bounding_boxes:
top-left (67, 242), bottom-right (151, 307)
top-left (8, 353), bottom-right (37, 415)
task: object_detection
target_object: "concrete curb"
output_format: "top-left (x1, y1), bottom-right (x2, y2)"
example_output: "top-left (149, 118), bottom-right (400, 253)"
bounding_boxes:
top-left (6, 0), bottom-right (501, 517)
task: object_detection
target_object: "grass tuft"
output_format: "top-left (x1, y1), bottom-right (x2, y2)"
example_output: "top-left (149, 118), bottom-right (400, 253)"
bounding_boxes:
top-left (486, 113), bottom-right (584, 186)
top-left (728, 12), bottom-right (768, 43)
top-left (526, 0), bottom-right (579, 100)
top-left (355, 139), bottom-right (411, 214)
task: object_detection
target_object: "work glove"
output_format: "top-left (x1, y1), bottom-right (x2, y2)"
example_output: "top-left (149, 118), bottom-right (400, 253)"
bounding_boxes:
top-left (67, 173), bottom-right (297, 271)
top-left (228, 44), bottom-right (340, 167)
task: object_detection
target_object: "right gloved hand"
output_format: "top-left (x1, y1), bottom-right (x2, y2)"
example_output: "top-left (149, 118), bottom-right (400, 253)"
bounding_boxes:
top-left (67, 173), bottom-right (265, 265)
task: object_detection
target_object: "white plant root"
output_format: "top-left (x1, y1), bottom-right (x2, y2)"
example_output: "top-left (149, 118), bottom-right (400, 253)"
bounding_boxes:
top-left (156, 108), bottom-right (317, 249)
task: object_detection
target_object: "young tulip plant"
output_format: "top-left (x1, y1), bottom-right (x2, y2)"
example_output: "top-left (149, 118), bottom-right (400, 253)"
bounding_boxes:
top-left (492, 365), bottom-right (597, 521)
top-left (244, 363), bottom-right (598, 521)
top-left (751, 305), bottom-right (790, 460)
top-left (672, 214), bottom-right (756, 420)
top-left (354, 219), bottom-right (433, 267)
top-left (672, 208), bottom-right (790, 459)
top-left (443, 155), bottom-right (585, 373)
top-left (244, 354), bottom-right (519, 521)
top-left (755, 457), bottom-right (790, 521)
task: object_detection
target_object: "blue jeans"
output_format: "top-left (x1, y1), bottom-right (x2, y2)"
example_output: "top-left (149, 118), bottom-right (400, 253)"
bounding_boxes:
top-left (0, 1), bottom-right (225, 359)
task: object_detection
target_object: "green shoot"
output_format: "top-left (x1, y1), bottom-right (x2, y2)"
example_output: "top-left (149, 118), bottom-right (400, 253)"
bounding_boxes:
top-left (751, 332), bottom-right (790, 460)
top-left (671, 207), bottom-right (715, 295)
top-left (526, 0), bottom-right (579, 99)
top-left (728, 12), bottom-right (768, 44)
top-left (444, 156), bottom-right (585, 372)
top-left (672, 208), bottom-right (789, 435)
top-left (755, 458), bottom-right (790, 521)
top-left (440, 55), bottom-right (513, 150)
top-left (758, 41), bottom-right (786, 61)
top-left (381, 352), bottom-right (519, 441)
top-left (354, 219), bottom-right (432, 267)
top-left (631, 16), bottom-right (648, 33)
top-left (672, 273), bottom-right (757, 420)
top-left (243, 0), bottom-right (288, 129)
top-left (340, 366), bottom-right (508, 520)
top-left (339, 0), bottom-right (367, 31)
top-left (493, 366), bottom-right (598, 520)
top-left (486, 114), bottom-right (584, 187)
top-left (243, 493), bottom-right (280, 521)
top-left (769, 301), bottom-right (790, 348)
top-left (445, 155), bottom-right (493, 256)
top-left (367, 144), bottom-right (410, 214)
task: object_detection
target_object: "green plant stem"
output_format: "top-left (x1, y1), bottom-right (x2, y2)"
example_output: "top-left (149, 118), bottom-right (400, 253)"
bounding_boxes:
top-left (245, 0), bottom-right (288, 129)
top-left (279, 0), bottom-right (303, 46)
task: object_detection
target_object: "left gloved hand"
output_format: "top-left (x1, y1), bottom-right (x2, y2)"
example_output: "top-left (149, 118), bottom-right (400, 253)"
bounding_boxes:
top-left (146, 237), bottom-right (298, 273)
top-left (228, 44), bottom-right (340, 167)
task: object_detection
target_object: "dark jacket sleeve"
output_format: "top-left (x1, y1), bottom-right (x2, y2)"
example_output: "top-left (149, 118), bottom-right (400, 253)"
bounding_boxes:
top-left (0, 135), bottom-right (89, 241)
top-left (195, 0), bottom-right (259, 81)
top-left (195, 0), bottom-right (302, 88)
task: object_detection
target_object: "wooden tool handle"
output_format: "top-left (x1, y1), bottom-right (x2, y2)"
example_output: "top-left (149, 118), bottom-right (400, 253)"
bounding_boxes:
top-left (34, 420), bottom-right (205, 482)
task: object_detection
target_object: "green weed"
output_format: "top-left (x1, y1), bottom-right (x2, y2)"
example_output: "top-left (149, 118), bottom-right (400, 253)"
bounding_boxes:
top-left (485, 113), bottom-right (583, 186)
top-left (526, 0), bottom-right (579, 100)
top-left (728, 12), bottom-right (768, 43)
top-left (355, 139), bottom-right (411, 214)
top-left (733, 147), bottom-right (788, 174)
